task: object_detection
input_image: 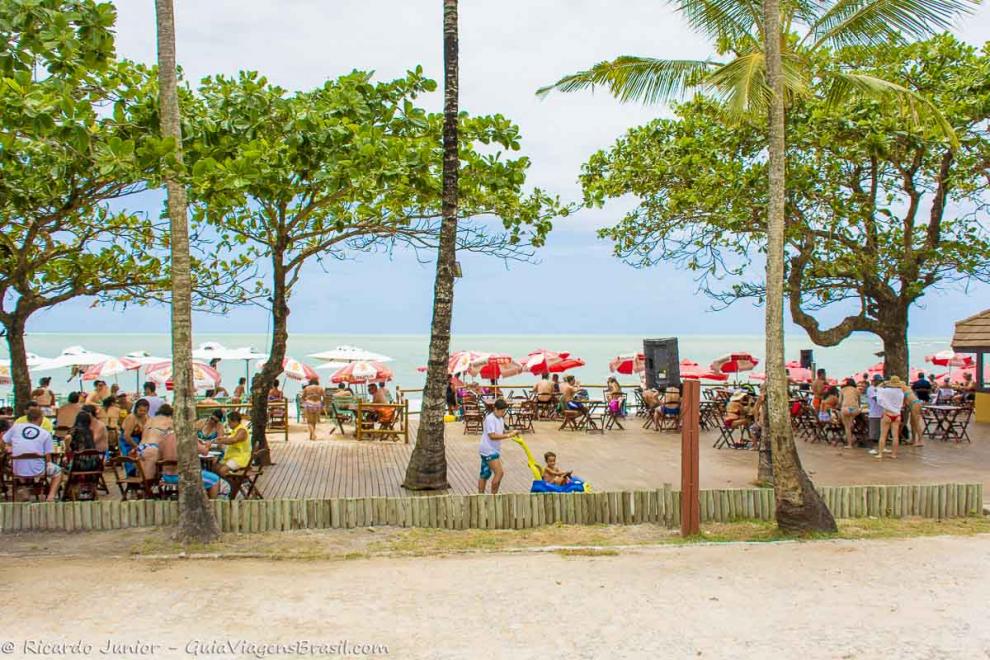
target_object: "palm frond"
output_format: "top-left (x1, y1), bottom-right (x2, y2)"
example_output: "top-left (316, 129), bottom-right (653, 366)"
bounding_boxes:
top-left (807, 0), bottom-right (976, 50)
top-left (823, 72), bottom-right (959, 147)
top-left (706, 51), bottom-right (770, 116)
top-left (674, 0), bottom-right (763, 47)
top-left (536, 57), bottom-right (717, 104)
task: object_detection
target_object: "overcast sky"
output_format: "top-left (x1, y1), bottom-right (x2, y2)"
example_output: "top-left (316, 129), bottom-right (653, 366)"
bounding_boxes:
top-left (25, 0), bottom-right (990, 338)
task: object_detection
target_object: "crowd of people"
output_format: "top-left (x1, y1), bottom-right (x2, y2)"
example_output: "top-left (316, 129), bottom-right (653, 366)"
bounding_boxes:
top-left (0, 378), bottom-right (259, 501)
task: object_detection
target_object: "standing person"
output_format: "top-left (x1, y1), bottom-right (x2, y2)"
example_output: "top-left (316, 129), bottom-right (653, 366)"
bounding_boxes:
top-left (872, 377), bottom-right (905, 460)
top-left (866, 374), bottom-right (883, 444)
top-left (85, 380), bottom-right (110, 406)
top-left (478, 399), bottom-right (513, 494)
top-left (811, 369), bottom-right (828, 412)
top-left (838, 378), bottom-right (861, 449)
top-left (301, 378), bottom-right (325, 441)
top-left (445, 375), bottom-right (458, 415)
top-left (3, 408), bottom-right (62, 501)
top-left (32, 377), bottom-right (56, 416)
top-left (900, 383), bottom-right (925, 447)
top-left (232, 377), bottom-right (247, 403)
top-left (142, 382), bottom-right (165, 418)
top-left (911, 371), bottom-right (932, 402)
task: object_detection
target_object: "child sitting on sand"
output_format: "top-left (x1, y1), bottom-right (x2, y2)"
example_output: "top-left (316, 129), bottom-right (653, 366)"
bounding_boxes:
top-left (542, 451), bottom-right (573, 486)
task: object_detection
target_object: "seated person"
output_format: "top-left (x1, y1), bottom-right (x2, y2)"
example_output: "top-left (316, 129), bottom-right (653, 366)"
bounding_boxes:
top-left (200, 389), bottom-right (221, 407)
top-left (937, 378), bottom-right (956, 404)
top-left (3, 407), bottom-right (62, 501)
top-left (368, 383), bottom-right (395, 424)
top-left (959, 373), bottom-right (977, 401)
top-left (560, 375), bottom-right (584, 412)
top-left (55, 392), bottom-right (82, 432)
top-left (80, 404), bottom-right (109, 453)
top-left (533, 374), bottom-right (554, 403)
top-left (267, 380), bottom-right (284, 400)
top-left (215, 410), bottom-right (251, 477)
top-left (541, 451), bottom-right (572, 486)
top-left (156, 422), bottom-right (230, 499)
top-left (136, 404), bottom-right (175, 480)
top-left (195, 409), bottom-right (225, 455)
top-left (65, 411), bottom-right (103, 499)
top-left (641, 387), bottom-right (661, 412)
top-left (661, 385), bottom-right (681, 416)
top-left (911, 373), bottom-right (932, 402)
top-left (445, 375), bottom-right (458, 415)
top-left (819, 386), bottom-right (840, 422)
top-left (723, 392), bottom-right (752, 429)
top-left (15, 401), bottom-right (55, 433)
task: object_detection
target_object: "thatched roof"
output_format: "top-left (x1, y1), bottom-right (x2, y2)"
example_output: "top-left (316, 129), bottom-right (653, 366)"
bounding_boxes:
top-left (952, 308), bottom-right (990, 351)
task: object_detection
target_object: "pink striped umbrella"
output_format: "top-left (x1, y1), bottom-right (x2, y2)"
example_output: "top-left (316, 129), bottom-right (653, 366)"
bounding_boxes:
top-left (145, 361), bottom-right (221, 391)
top-left (331, 361), bottom-right (393, 385)
top-left (471, 359), bottom-right (524, 380)
top-left (81, 357), bottom-right (141, 381)
top-left (525, 348), bottom-right (582, 375)
top-left (259, 356), bottom-right (320, 382)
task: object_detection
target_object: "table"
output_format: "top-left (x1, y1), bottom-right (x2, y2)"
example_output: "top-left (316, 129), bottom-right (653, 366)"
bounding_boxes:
top-left (574, 400), bottom-right (605, 433)
top-left (922, 405), bottom-right (967, 443)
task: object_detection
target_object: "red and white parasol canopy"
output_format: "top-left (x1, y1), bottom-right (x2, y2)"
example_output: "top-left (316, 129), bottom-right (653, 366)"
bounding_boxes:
top-left (471, 359), bottom-right (525, 380)
top-left (257, 356), bottom-right (319, 382)
top-left (710, 352), bottom-right (759, 374)
top-left (750, 360), bottom-right (812, 384)
top-left (679, 359), bottom-right (729, 382)
top-left (145, 360), bottom-right (222, 391)
top-left (331, 361), bottom-right (394, 385)
top-left (925, 350), bottom-right (975, 368)
top-left (82, 357), bottom-right (141, 381)
top-left (525, 348), bottom-right (584, 375)
top-left (609, 353), bottom-right (645, 375)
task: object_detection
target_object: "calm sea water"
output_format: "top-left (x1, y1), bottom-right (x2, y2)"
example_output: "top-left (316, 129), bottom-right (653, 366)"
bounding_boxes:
top-left (1, 333), bottom-right (954, 400)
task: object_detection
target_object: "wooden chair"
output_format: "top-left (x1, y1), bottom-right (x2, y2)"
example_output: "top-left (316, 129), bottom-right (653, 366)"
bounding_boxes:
top-left (463, 407), bottom-right (484, 435)
top-left (8, 452), bottom-right (51, 502)
top-left (558, 408), bottom-right (582, 431)
top-left (61, 449), bottom-right (107, 501)
top-left (109, 456), bottom-right (154, 500)
top-left (225, 448), bottom-right (267, 500)
top-left (377, 406), bottom-right (402, 442)
top-left (266, 400), bottom-right (288, 431)
top-left (509, 400), bottom-right (536, 434)
top-left (947, 406), bottom-right (973, 443)
top-left (656, 405), bottom-right (680, 432)
top-left (713, 420), bottom-right (751, 449)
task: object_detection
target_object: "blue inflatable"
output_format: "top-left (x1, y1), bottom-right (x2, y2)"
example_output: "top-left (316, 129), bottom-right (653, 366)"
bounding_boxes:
top-left (529, 477), bottom-right (587, 493)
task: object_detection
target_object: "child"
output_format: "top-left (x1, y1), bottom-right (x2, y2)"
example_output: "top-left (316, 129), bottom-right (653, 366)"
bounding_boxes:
top-left (542, 451), bottom-right (572, 486)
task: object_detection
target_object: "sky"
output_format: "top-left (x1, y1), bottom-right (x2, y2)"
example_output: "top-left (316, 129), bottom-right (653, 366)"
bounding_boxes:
top-left (22, 0), bottom-right (990, 338)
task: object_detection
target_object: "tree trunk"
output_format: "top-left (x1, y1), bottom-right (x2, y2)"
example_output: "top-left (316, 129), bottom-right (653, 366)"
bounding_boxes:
top-left (402, 0), bottom-right (459, 491)
top-left (762, 0), bottom-right (836, 534)
top-left (155, 0), bottom-right (220, 544)
top-left (4, 311), bottom-right (32, 414)
top-left (879, 308), bottom-right (910, 379)
top-left (248, 257), bottom-right (287, 466)
top-left (757, 399), bottom-right (774, 486)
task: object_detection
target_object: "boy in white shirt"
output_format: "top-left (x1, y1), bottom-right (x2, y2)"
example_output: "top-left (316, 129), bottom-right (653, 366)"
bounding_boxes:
top-left (478, 399), bottom-right (513, 494)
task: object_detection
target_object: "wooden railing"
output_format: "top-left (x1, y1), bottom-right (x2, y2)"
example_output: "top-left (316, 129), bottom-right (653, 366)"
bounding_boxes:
top-left (1, 483), bottom-right (981, 533)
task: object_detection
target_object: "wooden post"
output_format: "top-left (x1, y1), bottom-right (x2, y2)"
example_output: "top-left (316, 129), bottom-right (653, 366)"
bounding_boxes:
top-left (404, 400), bottom-right (410, 444)
top-left (356, 399), bottom-right (363, 441)
top-left (680, 379), bottom-right (701, 536)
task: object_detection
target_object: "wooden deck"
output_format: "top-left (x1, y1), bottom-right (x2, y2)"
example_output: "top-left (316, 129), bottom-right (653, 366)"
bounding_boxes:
top-left (256, 418), bottom-right (990, 498)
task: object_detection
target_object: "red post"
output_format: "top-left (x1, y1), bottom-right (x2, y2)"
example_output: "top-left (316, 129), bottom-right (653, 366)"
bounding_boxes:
top-left (680, 379), bottom-right (700, 536)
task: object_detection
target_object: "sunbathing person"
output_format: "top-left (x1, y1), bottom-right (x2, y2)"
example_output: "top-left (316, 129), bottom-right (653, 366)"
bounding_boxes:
top-left (541, 451), bottom-right (573, 486)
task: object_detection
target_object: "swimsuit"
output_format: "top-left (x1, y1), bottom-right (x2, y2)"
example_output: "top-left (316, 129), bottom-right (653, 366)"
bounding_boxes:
top-left (883, 411), bottom-right (901, 422)
top-left (303, 400), bottom-right (323, 413)
top-left (479, 453), bottom-right (500, 480)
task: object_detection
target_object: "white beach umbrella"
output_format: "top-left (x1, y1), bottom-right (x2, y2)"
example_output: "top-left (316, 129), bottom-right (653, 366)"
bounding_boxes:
top-left (308, 345), bottom-right (393, 363)
top-left (35, 346), bottom-right (113, 370)
top-left (0, 353), bottom-right (51, 369)
top-left (124, 350), bottom-right (170, 365)
top-left (315, 361), bottom-right (350, 371)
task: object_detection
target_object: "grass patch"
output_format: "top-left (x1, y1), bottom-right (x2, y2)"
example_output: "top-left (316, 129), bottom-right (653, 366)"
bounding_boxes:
top-left (554, 548), bottom-right (620, 557)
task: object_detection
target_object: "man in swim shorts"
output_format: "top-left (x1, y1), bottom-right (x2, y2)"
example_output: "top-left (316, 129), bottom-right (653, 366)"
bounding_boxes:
top-left (478, 399), bottom-right (513, 494)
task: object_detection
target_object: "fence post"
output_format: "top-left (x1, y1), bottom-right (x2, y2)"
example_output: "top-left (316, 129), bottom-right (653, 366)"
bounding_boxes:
top-left (681, 379), bottom-right (701, 536)
top-left (357, 399), bottom-right (363, 441)
top-left (404, 400), bottom-right (410, 444)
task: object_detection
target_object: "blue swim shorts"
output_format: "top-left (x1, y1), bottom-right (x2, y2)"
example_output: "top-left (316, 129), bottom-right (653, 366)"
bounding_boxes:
top-left (479, 453), bottom-right (500, 480)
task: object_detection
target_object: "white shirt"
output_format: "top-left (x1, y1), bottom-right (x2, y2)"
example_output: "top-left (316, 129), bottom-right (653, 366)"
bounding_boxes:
top-left (144, 395), bottom-right (165, 417)
top-left (877, 387), bottom-right (905, 415)
top-left (3, 422), bottom-right (53, 477)
top-left (479, 412), bottom-right (505, 456)
top-left (866, 385), bottom-right (883, 418)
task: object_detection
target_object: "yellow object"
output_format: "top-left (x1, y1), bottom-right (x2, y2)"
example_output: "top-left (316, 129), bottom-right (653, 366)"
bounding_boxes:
top-left (976, 392), bottom-right (990, 424)
top-left (510, 436), bottom-right (545, 480)
top-left (443, 414), bottom-right (456, 423)
top-left (222, 422), bottom-right (251, 469)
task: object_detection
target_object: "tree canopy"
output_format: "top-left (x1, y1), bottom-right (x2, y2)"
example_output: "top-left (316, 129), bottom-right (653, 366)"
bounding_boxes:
top-left (583, 34), bottom-right (990, 374)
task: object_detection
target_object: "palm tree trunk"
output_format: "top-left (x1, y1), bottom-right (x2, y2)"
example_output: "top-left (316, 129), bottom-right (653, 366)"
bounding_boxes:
top-left (402, 0), bottom-right (458, 491)
top-left (155, 0), bottom-right (220, 543)
top-left (762, 0), bottom-right (835, 534)
top-left (248, 256), bottom-right (287, 465)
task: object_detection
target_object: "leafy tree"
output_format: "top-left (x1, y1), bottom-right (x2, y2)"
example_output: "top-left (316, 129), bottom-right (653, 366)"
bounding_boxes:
top-left (539, 0), bottom-right (969, 533)
top-left (0, 0), bottom-right (168, 412)
top-left (154, 0), bottom-right (220, 543)
top-left (404, 0), bottom-right (459, 492)
top-left (584, 36), bottom-right (990, 385)
top-left (186, 70), bottom-right (565, 464)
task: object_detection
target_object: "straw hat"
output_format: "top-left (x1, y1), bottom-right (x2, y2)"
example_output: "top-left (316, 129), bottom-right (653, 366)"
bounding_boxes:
top-left (886, 376), bottom-right (905, 387)
top-left (730, 391), bottom-right (749, 402)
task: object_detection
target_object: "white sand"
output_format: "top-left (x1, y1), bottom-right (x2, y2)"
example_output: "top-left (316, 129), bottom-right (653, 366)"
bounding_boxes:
top-left (2, 535), bottom-right (989, 659)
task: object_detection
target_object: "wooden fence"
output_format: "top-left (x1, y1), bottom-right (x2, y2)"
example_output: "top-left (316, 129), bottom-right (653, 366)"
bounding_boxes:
top-left (0, 483), bottom-right (982, 534)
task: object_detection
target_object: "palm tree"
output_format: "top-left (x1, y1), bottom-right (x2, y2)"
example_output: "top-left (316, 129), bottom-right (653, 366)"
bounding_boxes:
top-left (403, 0), bottom-right (459, 490)
top-left (155, 0), bottom-right (221, 542)
top-left (539, 0), bottom-right (968, 533)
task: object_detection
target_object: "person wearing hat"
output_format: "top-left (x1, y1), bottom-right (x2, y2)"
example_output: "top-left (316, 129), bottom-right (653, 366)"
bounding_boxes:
top-left (872, 376), bottom-right (905, 459)
top-left (865, 374), bottom-right (884, 443)
top-left (722, 391), bottom-right (753, 447)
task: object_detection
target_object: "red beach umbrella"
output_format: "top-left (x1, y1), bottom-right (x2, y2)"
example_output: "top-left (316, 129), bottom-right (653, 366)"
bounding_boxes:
top-left (710, 352), bottom-right (759, 374)
top-left (679, 359), bottom-right (729, 382)
top-left (331, 361), bottom-right (393, 385)
top-left (610, 353), bottom-right (645, 375)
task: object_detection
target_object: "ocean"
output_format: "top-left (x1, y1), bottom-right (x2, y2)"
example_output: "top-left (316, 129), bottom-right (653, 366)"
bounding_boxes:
top-left (0, 332), bottom-right (955, 401)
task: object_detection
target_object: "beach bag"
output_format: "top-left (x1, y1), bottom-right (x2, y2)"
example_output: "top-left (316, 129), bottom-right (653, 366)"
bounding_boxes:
top-left (608, 398), bottom-right (621, 414)
top-left (790, 401), bottom-right (802, 417)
